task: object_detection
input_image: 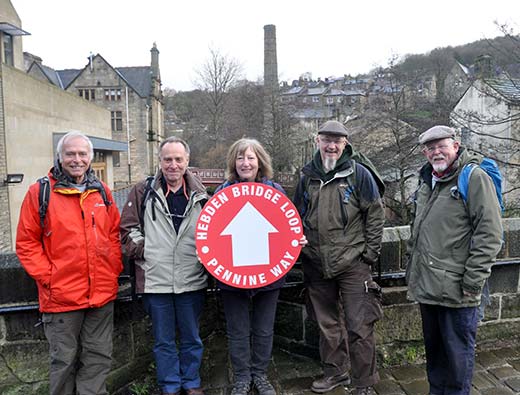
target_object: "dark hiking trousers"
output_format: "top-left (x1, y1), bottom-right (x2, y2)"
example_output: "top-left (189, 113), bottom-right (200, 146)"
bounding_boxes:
top-left (221, 289), bottom-right (280, 383)
top-left (420, 303), bottom-right (478, 395)
top-left (305, 261), bottom-right (381, 388)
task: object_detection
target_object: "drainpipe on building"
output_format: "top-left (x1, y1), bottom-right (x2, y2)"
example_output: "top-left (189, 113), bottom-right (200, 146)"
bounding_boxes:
top-left (146, 104), bottom-right (152, 176)
top-left (125, 86), bottom-right (131, 184)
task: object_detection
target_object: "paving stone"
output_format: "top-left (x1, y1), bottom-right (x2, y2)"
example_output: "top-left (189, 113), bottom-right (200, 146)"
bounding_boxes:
top-left (479, 387), bottom-right (515, 395)
top-left (473, 371), bottom-right (500, 390)
top-left (378, 368), bottom-right (395, 381)
top-left (509, 359), bottom-right (520, 371)
top-left (388, 365), bottom-right (426, 382)
top-left (489, 366), bottom-right (520, 380)
top-left (493, 347), bottom-right (520, 361)
top-left (203, 362), bottom-right (231, 389)
top-left (400, 379), bottom-right (429, 395)
top-left (504, 377), bottom-right (520, 392)
top-left (373, 379), bottom-right (405, 394)
top-left (476, 351), bottom-right (506, 369)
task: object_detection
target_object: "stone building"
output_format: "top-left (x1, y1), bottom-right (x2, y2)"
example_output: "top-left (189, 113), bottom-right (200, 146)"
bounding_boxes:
top-left (0, 0), bottom-right (126, 251)
top-left (26, 45), bottom-right (164, 187)
top-left (451, 76), bottom-right (520, 208)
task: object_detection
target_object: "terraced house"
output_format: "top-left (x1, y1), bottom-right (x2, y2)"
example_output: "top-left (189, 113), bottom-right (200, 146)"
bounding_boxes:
top-left (26, 44), bottom-right (164, 187)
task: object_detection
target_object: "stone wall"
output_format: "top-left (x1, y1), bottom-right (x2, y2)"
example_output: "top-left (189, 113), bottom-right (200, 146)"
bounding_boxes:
top-left (274, 218), bottom-right (520, 366)
top-left (0, 254), bottom-right (220, 394)
top-left (1, 219), bottom-right (519, 392)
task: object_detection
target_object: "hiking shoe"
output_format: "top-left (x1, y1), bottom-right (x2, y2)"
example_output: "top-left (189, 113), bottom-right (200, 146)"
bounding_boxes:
top-left (231, 380), bottom-right (251, 395)
top-left (253, 375), bottom-right (276, 395)
top-left (353, 387), bottom-right (375, 395)
top-left (311, 371), bottom-right (351, 393)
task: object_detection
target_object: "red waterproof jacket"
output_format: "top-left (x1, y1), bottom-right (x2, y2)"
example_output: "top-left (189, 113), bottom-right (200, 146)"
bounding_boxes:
top-left (16, 171), bottom-right (122, 313)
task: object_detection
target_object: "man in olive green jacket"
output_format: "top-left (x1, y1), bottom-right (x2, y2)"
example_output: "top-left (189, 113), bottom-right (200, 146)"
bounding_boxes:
top-left (407, 125), bottom-right (502, 395)
top-left (294, 121), bottom-right (385, 395)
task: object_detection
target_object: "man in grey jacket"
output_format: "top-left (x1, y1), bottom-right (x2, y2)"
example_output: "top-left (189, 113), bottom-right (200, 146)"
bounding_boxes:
top-left (120, 137), bottom-right (208, 395)
top-left (407, 126), bottom-right (503, 395)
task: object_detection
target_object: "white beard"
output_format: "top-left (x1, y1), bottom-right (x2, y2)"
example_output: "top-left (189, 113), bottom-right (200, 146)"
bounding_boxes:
top-left (323, 158), bottom-right (337, 173)
top-left (432, 162), bottom-right (448, 173)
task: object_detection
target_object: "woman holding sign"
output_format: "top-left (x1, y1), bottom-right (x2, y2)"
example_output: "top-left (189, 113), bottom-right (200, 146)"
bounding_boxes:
top-left (212, 138), bottom-right (305, 395)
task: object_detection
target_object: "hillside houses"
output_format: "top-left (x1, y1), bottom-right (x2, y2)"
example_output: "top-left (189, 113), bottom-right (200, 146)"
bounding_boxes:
top-left (280, 72), bottom-right (436, 124)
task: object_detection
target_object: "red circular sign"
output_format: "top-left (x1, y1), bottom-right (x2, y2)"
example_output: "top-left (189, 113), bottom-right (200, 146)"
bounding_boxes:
top-left (196, 182), bottom-right (303, 289)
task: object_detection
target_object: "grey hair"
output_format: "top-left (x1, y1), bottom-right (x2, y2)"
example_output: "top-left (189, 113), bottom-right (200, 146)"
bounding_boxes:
top-left (56, 131), bottom-right (94, 161)
top-left (159, 136), bottom-right (191, 157)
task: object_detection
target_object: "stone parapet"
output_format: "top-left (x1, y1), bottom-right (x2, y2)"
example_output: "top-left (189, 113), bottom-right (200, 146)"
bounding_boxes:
top-left (1, 218), bottom-right (519, 392)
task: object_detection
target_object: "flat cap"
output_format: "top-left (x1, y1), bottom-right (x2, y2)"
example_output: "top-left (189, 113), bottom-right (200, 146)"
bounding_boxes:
top-left (317, 120), bottom-right (348, 136)
top-left (419, 125), bottom-right (456, 145)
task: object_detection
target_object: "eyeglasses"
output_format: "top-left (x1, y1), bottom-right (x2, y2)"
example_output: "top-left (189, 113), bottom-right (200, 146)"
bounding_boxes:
top-left (423, 143), bottom-right (452, 153)
top-left (319, 136), bottom-right (345, 145)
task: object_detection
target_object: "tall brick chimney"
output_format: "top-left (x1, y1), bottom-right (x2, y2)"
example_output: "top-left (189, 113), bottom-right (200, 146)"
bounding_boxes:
top-left (264, 24), bottom-right (278, 93)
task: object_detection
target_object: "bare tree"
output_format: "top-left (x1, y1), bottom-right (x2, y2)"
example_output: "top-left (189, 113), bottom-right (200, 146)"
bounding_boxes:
top-left (350, 56), bottom-right (423, 225)
top-left (195, 47), bottom-right (243, 148)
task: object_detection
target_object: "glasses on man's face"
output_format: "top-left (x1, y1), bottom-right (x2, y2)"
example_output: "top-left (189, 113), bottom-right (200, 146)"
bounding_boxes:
top-left (423, 143), bottom-right (451, 153)
top-left (319, 136), bottom-right (345, 146)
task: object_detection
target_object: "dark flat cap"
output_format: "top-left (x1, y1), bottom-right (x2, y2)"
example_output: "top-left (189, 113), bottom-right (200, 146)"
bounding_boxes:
top-left (318, 120), bottom-right (348, 136)
top-left (419, 125), bottom-right (456, 145)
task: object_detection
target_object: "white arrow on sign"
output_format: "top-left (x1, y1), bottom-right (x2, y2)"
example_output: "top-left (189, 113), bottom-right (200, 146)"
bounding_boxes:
top-left (220, 201), bottom-right (279, 267)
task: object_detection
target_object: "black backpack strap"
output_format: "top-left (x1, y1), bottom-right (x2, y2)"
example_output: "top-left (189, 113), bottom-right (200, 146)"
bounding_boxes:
top-left (98, 184), bottom-right (112, 208)
top-left (38, 176), bottom-right (50, 230)
top-left (140, 176), bottom-right (156, 229)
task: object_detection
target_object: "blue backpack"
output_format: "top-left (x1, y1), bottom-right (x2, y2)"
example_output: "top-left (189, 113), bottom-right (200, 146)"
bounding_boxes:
top-left (457, 158), bottom-right (505, 213)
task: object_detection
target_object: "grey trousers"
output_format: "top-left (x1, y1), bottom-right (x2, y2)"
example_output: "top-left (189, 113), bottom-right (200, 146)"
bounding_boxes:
top-left (42, 301), bottom-right (114, 395)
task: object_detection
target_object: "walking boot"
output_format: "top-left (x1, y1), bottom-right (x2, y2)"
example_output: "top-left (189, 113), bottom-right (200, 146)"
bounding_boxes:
top-left (311, 371), bottom-right (351, 393)
top-left (231, 380), bottom-right (251, 395)
top-left (253, 375), bottom-right (276, 395)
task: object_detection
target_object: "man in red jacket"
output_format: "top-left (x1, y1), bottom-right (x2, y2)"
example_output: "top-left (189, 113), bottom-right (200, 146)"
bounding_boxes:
top-left (16, 131), bottom-right (122, 395)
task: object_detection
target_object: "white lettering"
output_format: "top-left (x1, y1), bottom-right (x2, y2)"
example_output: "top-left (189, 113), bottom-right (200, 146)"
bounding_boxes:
top-left (280, 259), bottom-right (292, 269)
top-left (196, 232), bottom-right (207, 240)
top-left (248, 275), bottom-right (257, 286)
top-left (200, 214), bottom-right (211, 224)
top-left (259, 273), bottom-right (266, 284)
top-left (211, 199), bottom-right (222, 209)
top-left (215, 265), bottom-right (224, 276)
top-left (270, 265), bottom-right (283, 277)
top-left (232, 186), bottom-right (240, 197)
top-left (241, 185), bottom-right (250, 196)
top-left (207, 258), bottom-right (218, 267)
top-left (205, 205), bottom-right (216, 216)
top-left (218, 192), bottom-right (229, 205)
top-left (284, 251), bottom-right (295, 260)
top-left (222, 270), bottom-right (233, 281)
top-left (232, 273), bottom-right (242, 285)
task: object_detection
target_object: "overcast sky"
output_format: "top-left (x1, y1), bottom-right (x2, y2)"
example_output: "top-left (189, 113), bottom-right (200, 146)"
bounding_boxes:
top-left (12, 0), bottom-right (520, 92)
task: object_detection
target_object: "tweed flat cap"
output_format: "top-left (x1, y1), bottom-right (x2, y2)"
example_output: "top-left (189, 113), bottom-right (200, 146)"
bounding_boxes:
top-left (317, 120), bottom-right (349, 136)
top-left (419, 125), bottom-right (456, 145)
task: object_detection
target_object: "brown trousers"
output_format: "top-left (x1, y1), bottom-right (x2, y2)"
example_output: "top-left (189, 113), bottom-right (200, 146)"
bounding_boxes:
top-left (304, 261), bottom-right (381, 388)
top-left (42, 301), bottom-right (114, 395)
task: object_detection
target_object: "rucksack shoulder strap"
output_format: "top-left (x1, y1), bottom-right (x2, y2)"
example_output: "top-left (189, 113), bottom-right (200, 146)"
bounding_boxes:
top-left (38, 176), bottom-right (50, 229)
top-left (140, 176), bottom-right (157, 227)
